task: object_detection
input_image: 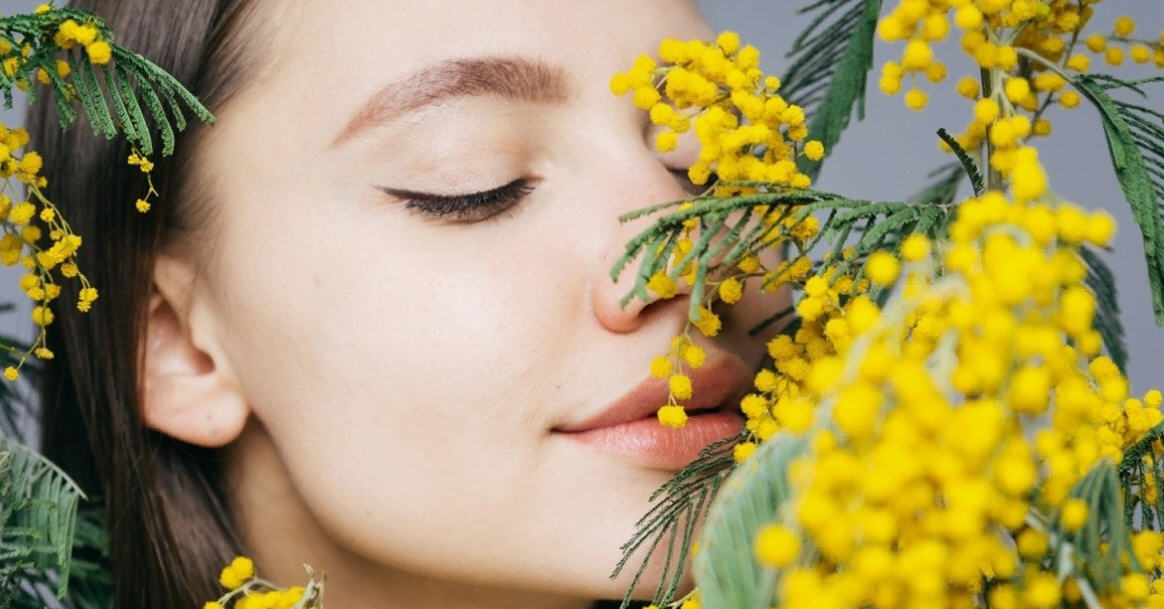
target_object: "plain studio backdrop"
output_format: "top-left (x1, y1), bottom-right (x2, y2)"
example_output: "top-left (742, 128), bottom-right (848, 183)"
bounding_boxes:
top-left (0, 0), bottom-right (1161, 446)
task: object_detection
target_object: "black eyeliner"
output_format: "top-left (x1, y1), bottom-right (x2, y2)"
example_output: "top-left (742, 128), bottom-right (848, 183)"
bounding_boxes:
top-left (381, 178), bottom-right (535, 222)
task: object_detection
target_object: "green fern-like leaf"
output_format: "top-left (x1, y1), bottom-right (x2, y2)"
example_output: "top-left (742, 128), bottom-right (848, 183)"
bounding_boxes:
top-left (1073, 74), bottom-right (1164, 324)
top-left (0, 438), bottom-right (88, 604)
top-left (612, 189), bottom-right (831, 321)
top-left (9, 502), bottom-right (111, 609)
top-left (1078, 246), bottom-right (1128, 372)
top-left (935, 128), bottom-right (985, 197)
top-left (0, 8), bottom-right (215, 157)
top-left (780, 0), bottom-right (883, 181)
top-left (610, 432), bottom-right (745, 609)
top-left (691, 433), bottom-right (808, 609)
top-left (1056, 461), bottom-right (1139, 592)
top-left (1121, 419), bottom-right (1164, 533)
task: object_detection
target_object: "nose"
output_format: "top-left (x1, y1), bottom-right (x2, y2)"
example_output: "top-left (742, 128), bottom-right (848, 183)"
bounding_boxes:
top-left (589, 158), bottom-right (700, 334)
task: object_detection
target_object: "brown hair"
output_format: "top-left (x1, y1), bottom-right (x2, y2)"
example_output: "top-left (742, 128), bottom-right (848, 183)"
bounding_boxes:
top-left (27, 2), bottom-right (653, 607)
top-left (28, 0), bottom-right (276, 606)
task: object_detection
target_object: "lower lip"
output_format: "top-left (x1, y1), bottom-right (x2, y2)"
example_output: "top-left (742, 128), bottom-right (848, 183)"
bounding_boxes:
top-left (554, 409), bottom-right (746, 471)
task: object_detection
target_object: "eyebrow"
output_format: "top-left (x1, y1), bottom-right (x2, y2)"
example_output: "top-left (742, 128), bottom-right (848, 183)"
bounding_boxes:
top-left (328, 56), bottom-right (571, 149)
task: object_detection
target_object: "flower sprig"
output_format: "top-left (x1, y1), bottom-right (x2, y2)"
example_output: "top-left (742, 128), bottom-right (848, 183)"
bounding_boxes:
top-left (0, 121), bottom-right (95, 381)
top-left (611, 5), bottom-right (1164, 609)
top-left (0, 3), bottom-right (214, 383)
top-left (203, 556), bottom-right (325, 609)
top-left (611, 33), bottom-right (830, 430)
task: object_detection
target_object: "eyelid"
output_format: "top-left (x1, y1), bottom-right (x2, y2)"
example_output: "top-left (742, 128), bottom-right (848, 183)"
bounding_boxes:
top-left (380, 177), bottom-right (536, 223)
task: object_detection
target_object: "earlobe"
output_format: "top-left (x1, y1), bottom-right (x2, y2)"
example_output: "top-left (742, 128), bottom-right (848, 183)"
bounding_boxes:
top-left (141, 257), bottom-right (249, 448)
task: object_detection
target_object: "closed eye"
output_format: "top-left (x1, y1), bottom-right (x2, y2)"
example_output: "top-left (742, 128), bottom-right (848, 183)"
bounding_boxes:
top-left (381, 178), bottom-right (536, 223)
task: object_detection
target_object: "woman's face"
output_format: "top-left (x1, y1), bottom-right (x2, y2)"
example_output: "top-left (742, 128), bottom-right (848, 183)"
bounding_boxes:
top-left (159, 0), bottom-right (787, 605)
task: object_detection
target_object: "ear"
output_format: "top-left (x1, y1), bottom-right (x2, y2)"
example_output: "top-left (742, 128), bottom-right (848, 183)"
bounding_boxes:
top-left (141, 254), bottom-right (249, 447)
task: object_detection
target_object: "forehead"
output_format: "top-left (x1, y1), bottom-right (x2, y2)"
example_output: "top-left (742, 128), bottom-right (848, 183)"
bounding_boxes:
top-left (234, 0), bottom-right (712, 137)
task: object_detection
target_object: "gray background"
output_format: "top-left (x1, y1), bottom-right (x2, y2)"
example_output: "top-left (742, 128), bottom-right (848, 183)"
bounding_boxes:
top-left (0, 0), bottom-right (1160, 434)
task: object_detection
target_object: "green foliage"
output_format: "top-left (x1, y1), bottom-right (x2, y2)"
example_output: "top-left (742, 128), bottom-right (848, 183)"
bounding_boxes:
top-left (0, 8), bottom-right (215, 609)
top-left (609, 432), bottom-right (744, 609)
top-left (936, 128), bottom-right (985, 197)
top-left (0, 438), bottom-right (86, 606)
top-left (0, 8), bottom-right (214, 157)
top-left (1073, 74), bottom-right (1164, 324)
top-left (0, 317), bottom-right (32, 442)
top-left (1121, 420), bottom-right (1164, 532)
top-left (9, 504), bottom-right (111, 609)
top-left (691, 434), bottom-right (807, 609)
top-left (612, 188), bottom-right (813, 323)
top-left (1080, 245), bottom-right (1128, 372)
top-left (1054, 461), bottom-right (1140, 592)
top-left (779, 0), bottom-right (883, 181)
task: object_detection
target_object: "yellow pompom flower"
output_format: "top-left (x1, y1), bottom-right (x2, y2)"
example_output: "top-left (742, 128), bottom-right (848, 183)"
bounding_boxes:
top-left (1114, 15), bottom-right (1136, 37)
top-left (900, 234), bottom-right (930, 262)
top-left (718, 277), bottom-right (743, 304)
top-left (31, 306), bottom-right (54, 326)
top-left (1059, 498), bottom-right (1089, 532)
top-left (669, 374), bottom-right (693, 400)
top-left (803, 140), bottom-right (825, 161)
top-left (651, 355), bottom-right (672, 379)
top-left (692, 306), bottom-right (721, 337)
top-left (733, 441), bottom-right (757, 462)
top-left (657, 405), bottom-right (688, 428)
top-left (904, 88), bottom-right (928, 111)
top-left (902, 40), bottom-right (933, 70)
top-left (655, 131), bottom-right (678, 153)
top-left (1104, 46), bottom-right (1125, 66)
top-left (953, 5), bottom-right (983, 30)
top-left (1003, 77), bottom-right (1030, 103)
top-left (647, 272), bottom-right (678, 298)
top-left (682, 344), bottom-right (706, 369)
top-left (1066, 53), bottom-right (1090, 72)
top-left (754, 523), bottom-right (800, 567)
top-left (85, 40), bottom-right (112, 65)
top-left (716, 31), bottom-right (740, 55)
top-left (865, 251), bottom-right (899, 286)
top-left (218, 555), bottom-right (255, 590)
top-left (609, 73), bottom-right (630, 96)
top-left (955, 76), bottom-right (979, 99)
top-left (974, 98), bottom-right (1000, 124)
top-left (1085, 33), bottom-right (1106, 52)
top-left (3, 367), bottom-right (18, 381)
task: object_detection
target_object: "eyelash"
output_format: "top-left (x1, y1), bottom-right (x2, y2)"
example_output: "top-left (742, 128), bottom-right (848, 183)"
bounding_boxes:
top-left (383, 178), bottom-right (537, 223)
top-left (382, 165), bottom-right (703, 224)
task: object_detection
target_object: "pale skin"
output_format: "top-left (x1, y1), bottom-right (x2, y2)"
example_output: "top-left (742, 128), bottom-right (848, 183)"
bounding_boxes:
top-left (140, 1), bottom-right (789, 608)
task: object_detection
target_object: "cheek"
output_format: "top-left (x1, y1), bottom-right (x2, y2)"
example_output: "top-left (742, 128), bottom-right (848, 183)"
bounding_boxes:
top-left (212, 204), bottom-right (587, 559)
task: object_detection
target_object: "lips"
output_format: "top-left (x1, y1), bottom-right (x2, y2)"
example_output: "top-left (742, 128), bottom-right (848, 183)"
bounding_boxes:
top-left (553, 352), bottom-right (755, 433)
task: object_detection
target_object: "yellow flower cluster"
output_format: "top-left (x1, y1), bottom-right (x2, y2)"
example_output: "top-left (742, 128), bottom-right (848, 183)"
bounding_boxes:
top-left (127, 148), bottom-right (159, 212)
top-left (878, 0), bottom-right (1163, 162)
top-left (51, 15), bottom-right (112, 65)
top-left (610, 31), bottom-right (826, 191)
top-left (643, 204), bottom-right (832, 430)
top-left (710, 254), bottom-right (876, 462)
top-left (1081, 15), bottom-right (1164, 69)
top-left (0, 122), bottom-right (96, 382)
top-left (612, 32), bottom-right (838, 429)
top-left (754, 186), bottom-right (1164, 608)
top-left (204, 556), bottom-right (320, 609)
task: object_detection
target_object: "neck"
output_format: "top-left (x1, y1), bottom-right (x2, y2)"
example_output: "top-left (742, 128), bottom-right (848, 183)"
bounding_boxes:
top-left (223, 418), bottom-right (597, 609)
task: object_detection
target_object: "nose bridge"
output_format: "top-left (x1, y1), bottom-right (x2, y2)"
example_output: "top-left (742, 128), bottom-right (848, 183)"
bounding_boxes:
top-left (587, 147), bottom-right (698, 333)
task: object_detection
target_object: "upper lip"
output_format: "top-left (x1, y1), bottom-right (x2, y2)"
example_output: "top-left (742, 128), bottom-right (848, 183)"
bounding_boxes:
top-left (553, 352), bottom-right (755, 433)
